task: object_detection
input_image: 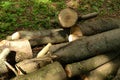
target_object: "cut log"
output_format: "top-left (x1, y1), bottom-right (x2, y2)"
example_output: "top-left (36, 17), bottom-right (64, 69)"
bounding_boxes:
top-left (58, 8), bottom-right (78, 28)
top-left (0, 40), bottom-right (33, 62)
top-left (83, 57), bottom-right (120, 80)
top-left (11, 62), bottom-right (67, 80)
top-left (79, 12), bottom-right (98, 20)
top-left (65, 51), bottom-right (120, 77)
top-left (11, 29), bottom-right (70, 46)
top-left (52, 28), bottom-right (120, 64)
top-left (112, 67), bottom-right (120, 80)
top-left (6, 29), bottom-right (70, 41)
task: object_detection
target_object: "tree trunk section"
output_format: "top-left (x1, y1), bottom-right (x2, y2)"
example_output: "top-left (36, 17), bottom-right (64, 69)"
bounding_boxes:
top-left (52, 28), bottom-right (120, 64)
top-left (58, 8), bottom-right (78, 28)
top-left (65, 51), bottom-right (120, 77)
top-left (11, 62), bottom-right (67, 80)
top-left (83, 57), bottom-right (120, 80)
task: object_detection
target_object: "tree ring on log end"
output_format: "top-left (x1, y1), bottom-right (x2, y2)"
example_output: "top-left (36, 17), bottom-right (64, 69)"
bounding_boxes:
top-left (58, 8), bottom-right (78, 28)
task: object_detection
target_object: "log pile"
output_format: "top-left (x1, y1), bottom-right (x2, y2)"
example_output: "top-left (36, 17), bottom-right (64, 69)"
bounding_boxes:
top-left (0, 8), bottom-right (120, 80)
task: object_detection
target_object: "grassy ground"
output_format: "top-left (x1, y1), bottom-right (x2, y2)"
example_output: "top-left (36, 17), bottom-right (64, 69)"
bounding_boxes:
top-left (0, 0), bottom-right (120, 39)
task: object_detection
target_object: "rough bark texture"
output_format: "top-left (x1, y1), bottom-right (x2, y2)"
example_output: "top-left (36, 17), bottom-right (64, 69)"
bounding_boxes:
top-left (79, 18), bottom-right (120, 36)
top-left (83, 57), bottom-right (120, 80)
top-left (52, 28), bottom-right (120, 64)
top-left (11, 62), bottom-right (67, 80)
top-left (78, 12), bottom-right (98, 20)
top-left (29, 29), bottom-right (70, 46)
top-left (65, 51), bottom-right (120, 77)
top-left (49, 42), bottom-right (69, 53)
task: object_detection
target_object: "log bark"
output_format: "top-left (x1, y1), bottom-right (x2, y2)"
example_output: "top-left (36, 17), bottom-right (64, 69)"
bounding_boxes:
top-left (83, 57), bottom-right (120, 80)
top-left (49, 42), bottom-right (69, 53)
top-left (23, 29), bottom-right (69, 46)
top-left (6, 29), bottom-right (70, 41)
top-left (79, 18), bottom-right (120, 36)
top-left (78, 12), bottom-right (98, 20)
top-left (11, 62), bottom-right (67, 80)
top-left (65, 51), bottom-right (120, 77)
top-left (52, 28), bottom-right (120, 64)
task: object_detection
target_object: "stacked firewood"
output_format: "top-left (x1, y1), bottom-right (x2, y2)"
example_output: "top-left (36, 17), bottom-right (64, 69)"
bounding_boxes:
top-left (0, 8), bottom-right (120, 80)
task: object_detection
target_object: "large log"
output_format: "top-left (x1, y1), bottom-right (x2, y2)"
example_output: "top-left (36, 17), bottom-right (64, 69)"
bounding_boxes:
top-left (11, 62), bottom-right (67, 80)
top-left (65, 51), bottom-right (120, 77)
top-left (52, 28), bottom-right (120, 64)
top-left (83, 57), bottom-right (120, 80)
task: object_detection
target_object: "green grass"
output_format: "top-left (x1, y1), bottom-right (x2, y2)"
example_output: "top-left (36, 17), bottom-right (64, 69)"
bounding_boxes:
top-left (0, 0), bottom-right (120, 39)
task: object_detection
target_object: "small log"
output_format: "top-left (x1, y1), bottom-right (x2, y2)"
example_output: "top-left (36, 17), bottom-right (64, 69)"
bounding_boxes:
top-left (83, 57), bottom-right (120, 80)
top-left (18, 29), bottom-right (70, 46)
top-left (11, 62), bottom-right (67, 80)
top-left (112, 67), bottom-right (120, 80)
top-left (6, 29), bottom-right (70, 40)
top-left (65, 51), bottom-right (120, 77)
top-left (79, 12), bottom-right (98, 20)
top-left (58, 8), bottom-right (78, 28)
top-left (52, 28), bottom-right (120, 64)
top-left (37, 43), bottom-right (52, 58)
